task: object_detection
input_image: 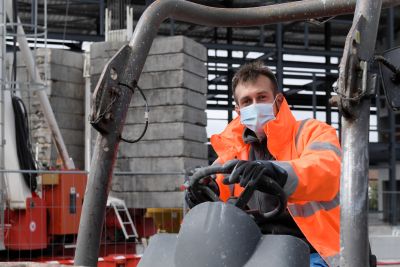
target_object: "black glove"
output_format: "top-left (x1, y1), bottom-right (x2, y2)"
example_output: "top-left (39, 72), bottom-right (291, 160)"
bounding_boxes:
top-left (185, 176), bottom-right (220, 209)
top-left (223, 160), bottom-right (287, 190)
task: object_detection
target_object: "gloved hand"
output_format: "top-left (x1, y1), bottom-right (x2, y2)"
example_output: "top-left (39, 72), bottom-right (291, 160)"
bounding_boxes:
top-left (185, 176), bottom-right (220, 209)
top-left (223, 160), bottom-right (287, 190)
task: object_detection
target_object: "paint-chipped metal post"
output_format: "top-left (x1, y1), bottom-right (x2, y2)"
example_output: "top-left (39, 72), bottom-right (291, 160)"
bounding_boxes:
top-left (338, 0), bottom-right (382, 266)
top-left (74, 0), bottom-right (400, 266)
top-left (0, 0), bottom-right (6, 251)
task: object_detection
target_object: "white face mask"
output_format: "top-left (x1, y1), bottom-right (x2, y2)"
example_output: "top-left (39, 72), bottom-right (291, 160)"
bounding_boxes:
top-left (239, 101), bottom-right (276, 139)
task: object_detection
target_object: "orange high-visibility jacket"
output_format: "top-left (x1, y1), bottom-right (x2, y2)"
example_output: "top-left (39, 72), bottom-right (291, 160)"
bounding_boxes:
top-left (210, 99), bottom-right (340, 267)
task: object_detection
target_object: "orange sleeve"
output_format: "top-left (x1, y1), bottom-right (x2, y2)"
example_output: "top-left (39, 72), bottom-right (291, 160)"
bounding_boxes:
top-left (273, 121), bottom-right (341, 202)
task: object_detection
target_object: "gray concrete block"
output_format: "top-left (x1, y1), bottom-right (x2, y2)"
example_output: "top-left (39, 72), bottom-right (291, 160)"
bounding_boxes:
top-left (90, 36), bottom-right (206, 62)
top-left (63, 144), bottom-right (84, 161)
top-left (54, 112), bottom-right (85, 130)
top-left (90, 41), bottom-right (127, 59)
top-left (91, 71), bottom-right (207, 95)
top-left (118, 139), bottom-right (207, 158)
top-left (150, 36), bottom-right (207, 62)
top-left (38, 64), bottom-right (84, 84)
top-left (125, 105), bottom-right (207, 126)
top-left (183, 123), bottom-right (208, 142)
top-left (90, 74), bottom-right (101, 92)
top-left (138, 70), bottom-right (207, 94)
top-left (90, 57), bottom-right (110, 76)
top-left (116, 157), bottom-right (208, 173)
top-left (58, 129), bottom-right (84, 146)
top-left (111, 174), bottom-right (185, 192)
top-left (121, 122), bottom-right (206, 142)
top-left (142, 53), bottom-right (207, 77)
top-left (36, 49), bottom-right (84, 69)
top-left (49, 96), bottom-right (84, 114)
top-left (48, 80), bottom-right (85, 99)
top-left (130, 88), bottom-right (206, 110)
top-left (49, 144), bottom-right (84, 166)
top-left (110, 191), bottom-right (184, 208)
top-left (180, 36), bottom-right (207, 62)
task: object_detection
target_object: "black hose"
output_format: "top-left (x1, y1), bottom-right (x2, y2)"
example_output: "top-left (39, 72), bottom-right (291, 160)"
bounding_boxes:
top-left (375, 55), bottom-right (400, 84)
top-left (11, 96), bottom-right (37, 192)
top-left (120, 83), bottom-right (149, 144)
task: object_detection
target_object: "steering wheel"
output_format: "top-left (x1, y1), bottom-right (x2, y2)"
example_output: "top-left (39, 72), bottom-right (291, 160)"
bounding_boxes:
top-left (188, 160), bottom-right (287, 220)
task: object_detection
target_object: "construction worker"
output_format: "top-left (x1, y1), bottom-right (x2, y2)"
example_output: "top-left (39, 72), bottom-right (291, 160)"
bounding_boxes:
top-left (186, 61), bottom-right (340, 267)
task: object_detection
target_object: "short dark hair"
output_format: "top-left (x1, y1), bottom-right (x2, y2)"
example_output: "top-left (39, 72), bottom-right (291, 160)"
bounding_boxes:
top-left (232, 61), bottom-right (279, 102)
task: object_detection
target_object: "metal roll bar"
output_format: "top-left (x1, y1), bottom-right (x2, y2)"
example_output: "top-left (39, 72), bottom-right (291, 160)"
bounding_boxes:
top-left (75, 0), bottom-right (400, 266)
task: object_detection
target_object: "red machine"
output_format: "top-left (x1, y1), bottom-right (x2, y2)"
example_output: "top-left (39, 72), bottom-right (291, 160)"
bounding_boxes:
top-left (2, 172), bottom-right (155, 266)
top-left (4, 196), bottom-right (47, 250)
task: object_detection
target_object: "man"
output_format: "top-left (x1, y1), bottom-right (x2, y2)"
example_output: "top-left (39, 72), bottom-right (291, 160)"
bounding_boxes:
top-left (187, 61), bottom-right (340, 267)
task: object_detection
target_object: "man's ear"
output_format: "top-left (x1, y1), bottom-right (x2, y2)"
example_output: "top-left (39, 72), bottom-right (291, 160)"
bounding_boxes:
top-left (235, 105), bottom-right (240, 116)
top-left (276, 93), bottom-right (284, 107)
top-left (273, 93), bottom-right (284, 116)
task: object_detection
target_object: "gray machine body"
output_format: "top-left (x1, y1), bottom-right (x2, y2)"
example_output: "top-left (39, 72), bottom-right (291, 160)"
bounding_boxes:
top-left (138, 202), bottom-right (310, 267)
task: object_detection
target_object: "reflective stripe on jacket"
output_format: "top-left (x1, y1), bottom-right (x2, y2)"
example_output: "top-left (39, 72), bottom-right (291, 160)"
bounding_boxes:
top-left (210, 98), bottom-right (340, 267)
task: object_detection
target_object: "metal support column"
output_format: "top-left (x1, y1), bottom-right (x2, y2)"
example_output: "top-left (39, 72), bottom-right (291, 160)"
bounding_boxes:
top-left (387, 7), bottom-right (398, 225)
top-left (325, 22), bottom-right (332, 125)
top-left (227, 27), bottom-right (233, 122)
top-left (339, 0), bottom-right (382, 266)
top-left (83, 52), bottom-right (91, 172)
top-left (312, 74), bottom-right (317, 119)
top-left (275, 2), bottom-right (283, 91)
top-left (31, 0), bottom-right (36, 30)
top-left (0, 0), bottom-right (6, 251)
top-left (99, 0), bottom-right (105, 35)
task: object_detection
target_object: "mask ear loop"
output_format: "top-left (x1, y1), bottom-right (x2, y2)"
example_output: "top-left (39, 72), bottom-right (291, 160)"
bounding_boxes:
top-left (272, 94), bottom-right (282, 116)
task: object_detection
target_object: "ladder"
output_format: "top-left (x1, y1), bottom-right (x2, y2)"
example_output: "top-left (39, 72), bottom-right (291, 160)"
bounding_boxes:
top-left (109, 198), bottom-right (138, 240)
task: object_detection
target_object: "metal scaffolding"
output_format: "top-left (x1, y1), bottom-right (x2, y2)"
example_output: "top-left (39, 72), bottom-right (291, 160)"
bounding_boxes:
top-left (5, 0), bottom-right (400, 265)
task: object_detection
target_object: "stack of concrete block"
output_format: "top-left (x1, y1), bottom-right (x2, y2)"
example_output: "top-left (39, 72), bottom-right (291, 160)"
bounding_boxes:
top-left (90, 36), bottom-right (208, 208)
top-left (14, 49), bottom-right (85, 169)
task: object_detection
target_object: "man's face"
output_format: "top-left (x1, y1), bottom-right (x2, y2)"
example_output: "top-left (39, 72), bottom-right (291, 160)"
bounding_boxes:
top-left (234, 75), bottom-right (281, 116)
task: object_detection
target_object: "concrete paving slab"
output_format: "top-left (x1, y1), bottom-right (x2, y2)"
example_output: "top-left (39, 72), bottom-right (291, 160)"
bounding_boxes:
top-left (118, 139), bottom-right (207, 158)
top-left (48, 80), bottom-right (85, 99)
top-left (111, 174), bottom-right (185, 192)
top-left (129, 88), bottom-right (206, 110)
top-left (111, 191), bottom-right (184, 208)
top-left (125, 105), bottom-right (207, 126)
top-left (53, 112), bottom-right (85, 130)
top-left (138, 70), bottom-right (207, 94)
top-left (142, 53), bottom-right (207, 77)
top-left (121, 122), bottom-right (206, 142)
top-left (49, 96), bottom-right (84, 114)
top-left (116, 157), bottom-right (208, 173)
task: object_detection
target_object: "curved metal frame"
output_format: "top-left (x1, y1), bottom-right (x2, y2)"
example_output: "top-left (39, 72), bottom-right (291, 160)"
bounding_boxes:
top-left (75, 0), bottom-right (400, 266)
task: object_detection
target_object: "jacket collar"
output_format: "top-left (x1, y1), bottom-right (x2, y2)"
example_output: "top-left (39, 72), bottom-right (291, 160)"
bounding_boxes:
top-left (263, 98), bottom-right (296, 158)
top-left (210, 98), bottom-right (296, 160)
